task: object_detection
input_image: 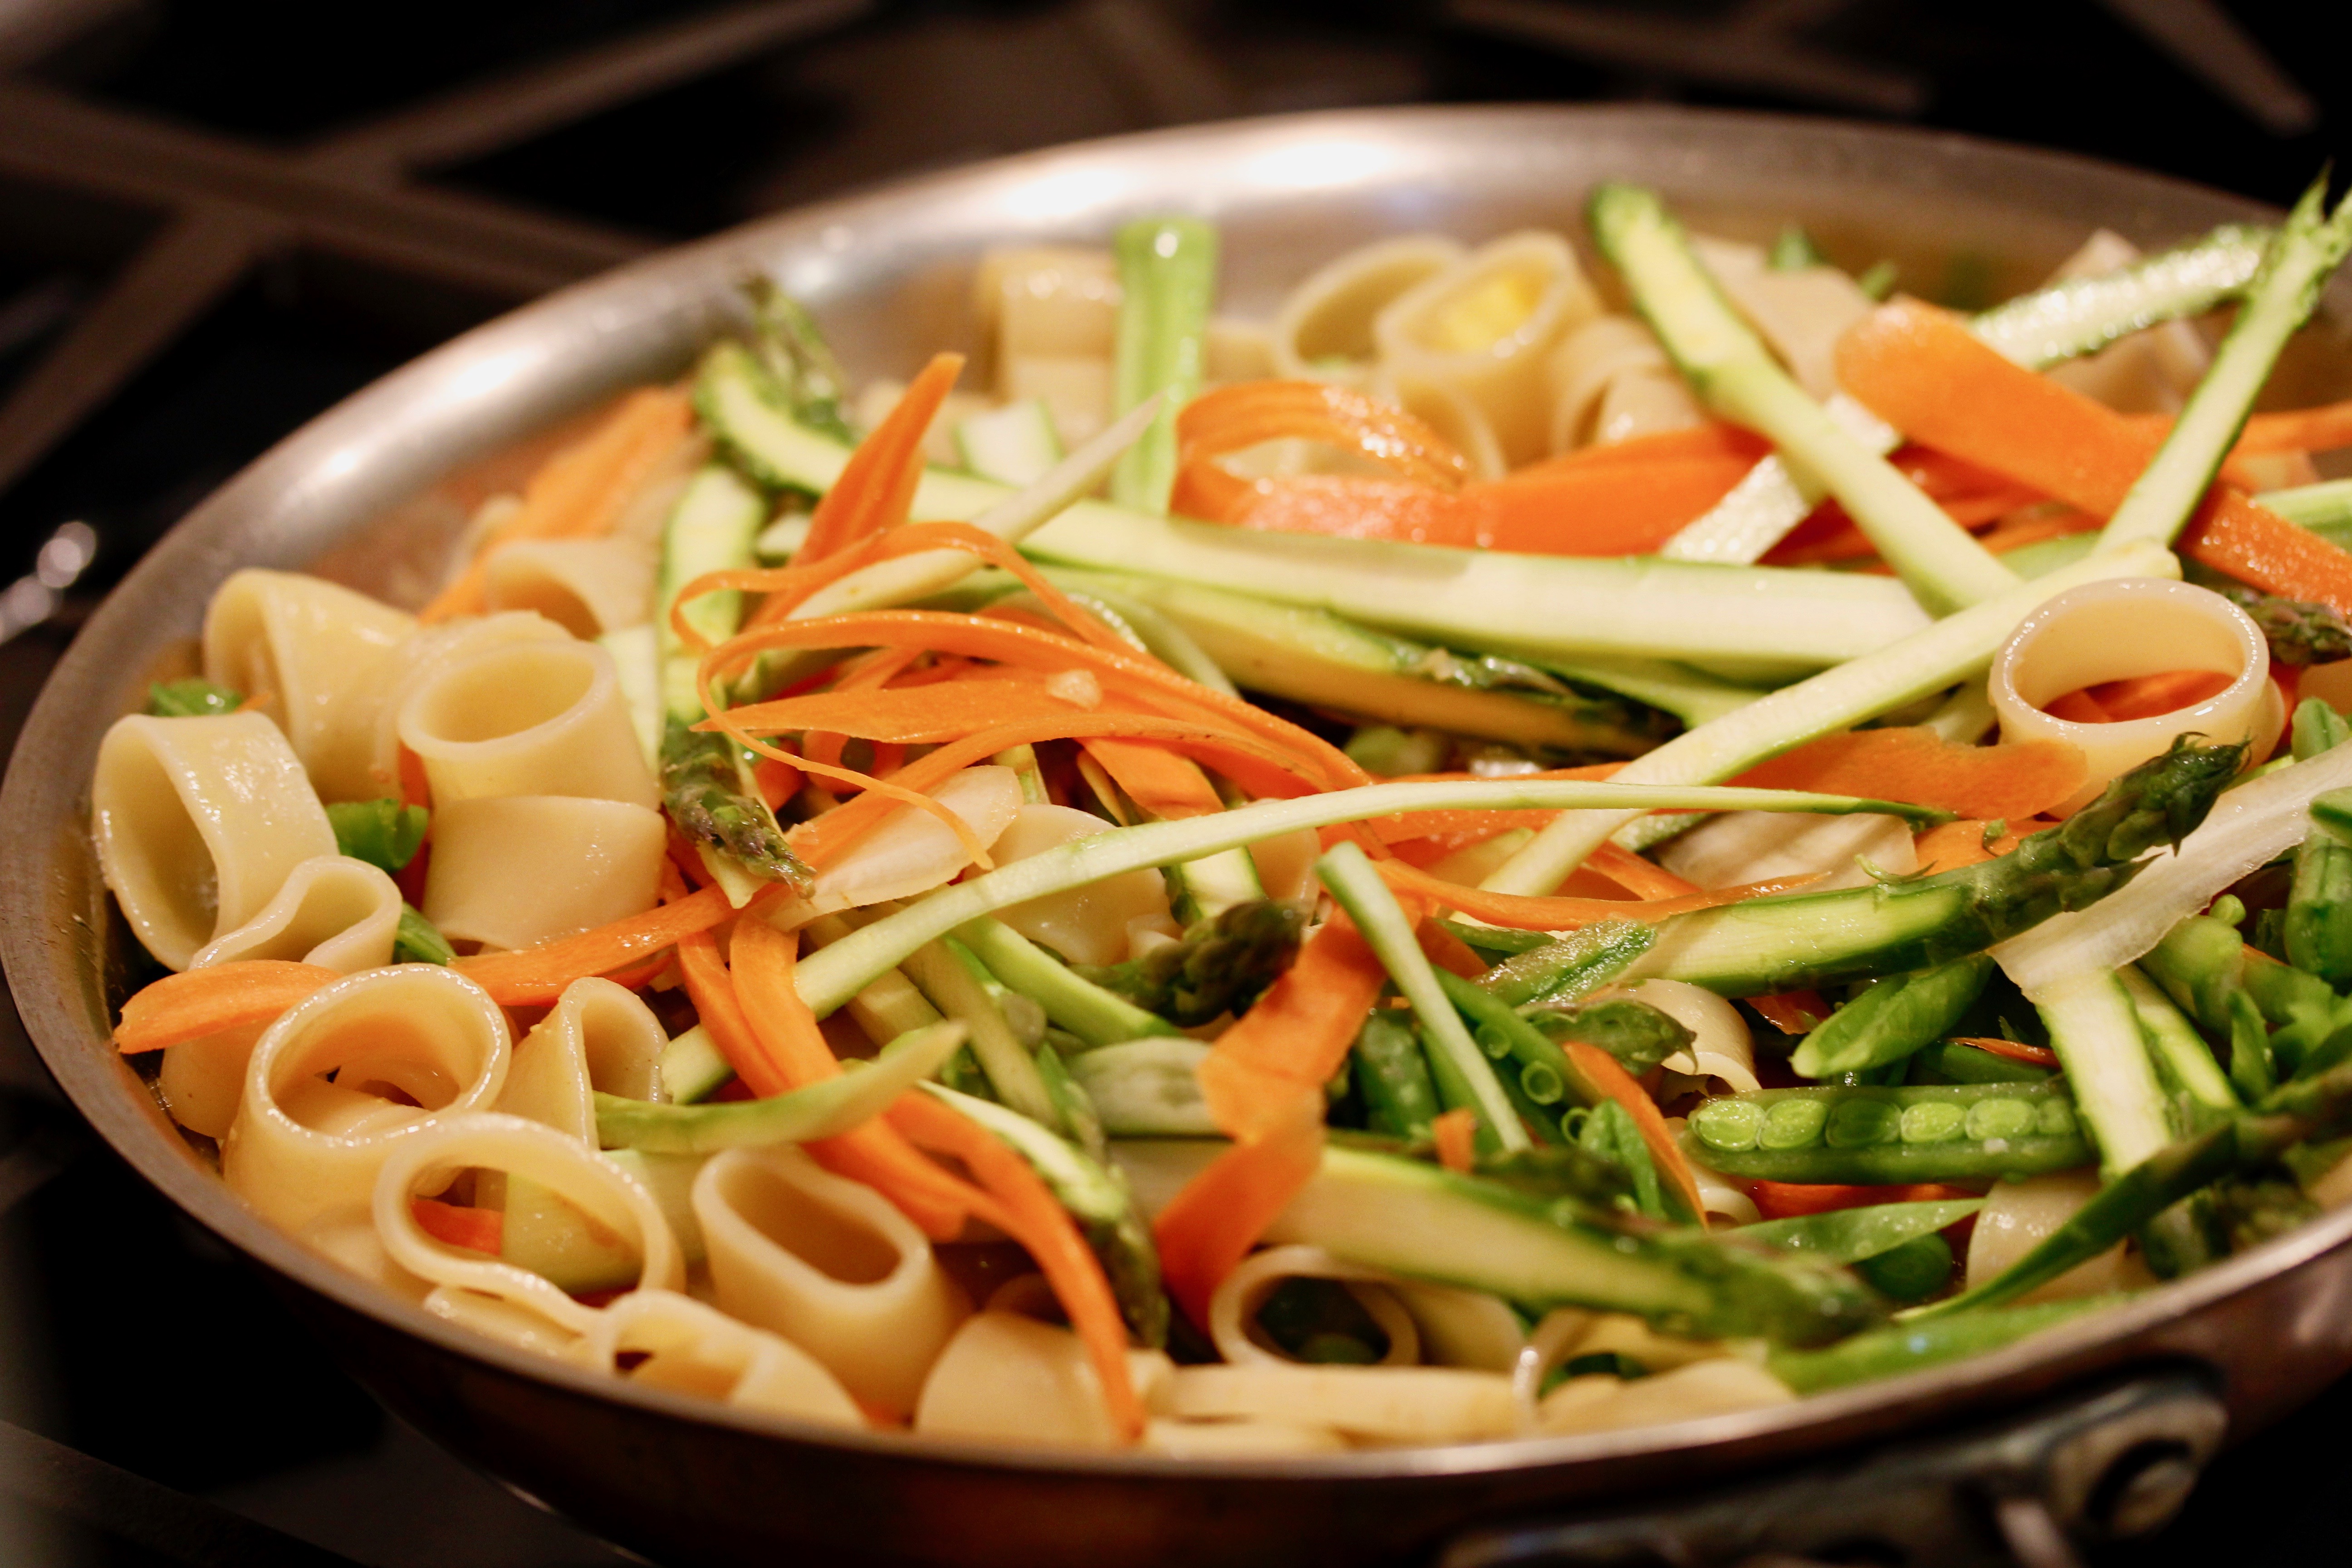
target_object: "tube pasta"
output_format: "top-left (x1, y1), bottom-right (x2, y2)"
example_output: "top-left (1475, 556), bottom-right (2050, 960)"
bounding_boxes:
top-left (365, 611), bottom-right (571, 793)
top-left (221, 965), bottom-right (510, 1234)
top-left (693, 1145), bottom-right (970, 1417)
top-left (979, 246), bottom-right (1119, 446)
top-left (581, 1289), bottom-right (865, 1428)
top-left (1538, 1357), bottom-right (1795, 1435)
top-left (1545, 314), bottom-right (1705, 452)
top-left (914, 1311), bottom-right (1176, 1449)
top-left (990, 803), bottom-right (1173, 966)
top-left (397, 638), bottom-right (658, 809)
top-left (1373, 372), bottom-right (1509, 480)
top-left (1271, 235), bottom-right (1467, 386)
top-left (1373, 231), bottom-right (1604, 465)
top-left (801, 766), bottom-right (1024, 916)
top-left (498, 976), bottom-right (669, 1144)
top-left (1670, 1127), bottom-right (1764, 1226)
top-left (1164, 1363), bottom-right (1521, 1445)
top-left (1388, 1281), bottom-right (1527, 1373)
top-left (1143, 1418), bottom-right (1348, 1456)
top-left (202, 569), bottom-right (419, 801)
top-left (1208, 1245), bottom-right (1421, 1369)
top-left (156, 1020), bottom-right (269, 1139)
top-left (297, 1207), bottom-right (429, 1303)
top-left (374, 1110), bottom-right (684, 1337)
top-left (1627, 979), bottom-right (1761, 1095)
top-left (422, 796), bottom-right (666, 952)
top-left (1691, 235), bottom-right (1874, 400)
top-left (421, 1284), bottom-right (589, 1360)
top-left (93, 712), bottom-right (339, 971)
top-left (191, 855), bottom-right (403, 974)
top-left (482, 539), bottom-right (657, 638)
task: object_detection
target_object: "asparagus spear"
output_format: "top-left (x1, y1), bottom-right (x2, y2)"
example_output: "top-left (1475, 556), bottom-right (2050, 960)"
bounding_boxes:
top-left (745, 276), bottom-right (857, 444)
top-left (1110, 216), bottom-right (1218, 514)
top-left (2286, 700), bottom-right (2352, 985)
top-left (1524, 998), bottom-right (1693, 1077)
top-left (1770, 1298), bottom-right (2113, 1393)
top-left (1475, 920), bottom-right (1654, 1007)
top-left (1072, 898), bottom-right (1304, 1028)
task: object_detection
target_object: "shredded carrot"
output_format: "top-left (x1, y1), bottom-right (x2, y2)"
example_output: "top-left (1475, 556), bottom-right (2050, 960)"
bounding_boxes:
top-left (1196, 912), bottom-right (1392, 1141)
top-left (887, 1093), bottom-right (1143, 1441)
top-left (1975, 504), bottom-right (2103, 556)
top-left (1589, 841), bottom-right (1700, 900)
top-left (1152, 1098), bottom-right (1325, 1328)
top-left (2124, 396), bottom-right (2352, 461)
top-left (1837, 299), bottom-right (2352, 615)
top-left (1748, 990), bottom-right (1830, 1035)
top-left (1948, 1035), bottom-right (2062, 1068)
top-left (421, 387), bottom-right (692, 622)
top-left (412, 1197), bottom-right (503, 1255)
top-left (1430, 1109), bottom-right (1478, 1174)
top-left (1506, 423), bottom-right (1769, 473)
top-left (1417, 919), bottom-right (1486, 979)
top-left (115, 960), bottom-right (339, 1054)
top-left (1171, 379), bottom-right (1470, 521)
top-left (1078, 737), bottom-right (1228, 821)
top-left (789, 353), bottom-right (964, 568)
top-left (1374, 857), bottom-right (1816, 931)
top-left (1562, 1040), bottom-right (1706, 1224)
top-left (1730, 726), bottom-right (2087, 822)
top-left (1464, 452), bottom-right (1766, 556)
top-left (2058, 668), bottom-right (2237, 723)
top-left (451, 887), bottom-right (733, 1005)
top-left (1912, 818), bottom-right (2020, 875)
top-left (753, 755), bottom-right (803, 811)
top-left (1749, 1181), bottom-right (1983, 1220)
top-left (728, 679), bottom-right (1090, 746)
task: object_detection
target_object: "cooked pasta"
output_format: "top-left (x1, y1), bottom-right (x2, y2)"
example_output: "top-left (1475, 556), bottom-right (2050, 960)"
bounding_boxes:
top-left (481, 538), bottom-right (657, 639)
top-left (497, 977), bottom-right (669, 1143)
top-left (191, 855), bottom-right (403, 973)
top-left (396, 638), bottom-right (657, 808)
top-left (423, 795), bottom-right (667, 951)
top-left (203, 568), bottom-right (419, 801)
top-left (1270, 235), bottom-right (1467, 386)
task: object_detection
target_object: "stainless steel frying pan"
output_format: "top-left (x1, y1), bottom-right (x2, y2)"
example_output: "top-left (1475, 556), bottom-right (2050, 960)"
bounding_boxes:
top-left (7, 107), bottom-right (2352, 1568)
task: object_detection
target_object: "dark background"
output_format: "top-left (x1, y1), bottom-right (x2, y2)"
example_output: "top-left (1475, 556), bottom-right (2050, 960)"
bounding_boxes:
top-left (2, 2), bottom-right (2347, 1563)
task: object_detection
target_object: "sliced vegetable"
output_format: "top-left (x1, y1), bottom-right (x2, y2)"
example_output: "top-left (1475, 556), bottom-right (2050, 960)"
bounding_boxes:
top-left (1788, 956), bottom-right (1994, 1079)
top-left (1112, 216), bottom-right (1218, 514)
top-left (1684, 1080), bottom-right (2091, 1183)
top-left (1073, 899), bottom-right (1304, 1029)
top-left (147, 678), bottom-right (241, 718)
top-left (1736, 1198), bottom-right (1982, 1264)
top-left (594, 1023), bottom-right (966, 1154)
top-left (325, 799), bottom-right (429, 875)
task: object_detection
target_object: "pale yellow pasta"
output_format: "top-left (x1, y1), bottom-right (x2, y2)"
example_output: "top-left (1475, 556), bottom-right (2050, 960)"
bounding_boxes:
top-left (914, 1312), bottom-right (1175, 1449)
top-left (1626, 979), bottom-right (1762, 1096)
top-left (1967, 1171), bottom-right (2153, 1302)
top-left (1372, 230), bottom-right (1605, 464)
top-left (1142, 1418), bottom-right (1348, 1456)
top-left (1208, 1245), bottom-right (1421, 1369)
top-left (2043, 230), bottom-right (2212, 413)
top-left (297, 1207), bottom-right (429, 1303)
top-left (1372, 372), bottom-right (1508, 480)
top-left (421, 1284), bottom-right (588, 1360)
top-left (1691, 235), bottom-right (1874, 400)
top-left (497, 976), bottom-right (669, 1144)
top-left (693, 1145), bottom-right (970, 1417)
top-left (582, 1289), bottom-right (865, 1428)
top-left (1387, 1280), bottom-right (1527, 1373)
top-left (422, 795), bottom-right (666, 952)
top-left (481, 539), bottom-right (657, 638)
top-left (1544, 314), bottom-right (1704, 452)
top-left (990, 803), bottom-right (1173, 966)
top-left (801, 765), bottom-right (1023, 916)
top-left (156, 1020), bottom-right (270, 1140)
top-left (1538, 1358), bottom-right (1795, 1435)
top-left (1669, 1129), bottom-right (1764, 1226)
top-left (221, 965), bottom-right (510, 1234)
top-left (364, 610), bottom-right (571, 793)
top-left (1658, 808), bottom-right (1918, 893)
top-left (373, 1110), bottom-right (684, 1337)
top-left (93, 712), bottom-right (339, 970)
top-left (397, 638), bottom-right (657, 809)
top-left (1205, 318), bottom-right (1276, 384)
top-left (978, 246), bottom-right (1119, 445)
top-left (1271, 234), bottom-right (1466, 385)
top-left (202, 568), bottom-right (418, 801)
top-left (191, 854), bottom-right (402, 974)
top-left (1163, 1363), bottom-right (1521, 1444)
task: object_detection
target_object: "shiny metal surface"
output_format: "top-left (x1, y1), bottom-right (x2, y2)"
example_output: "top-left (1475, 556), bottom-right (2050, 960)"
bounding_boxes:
top-left (7, 106), bottom-right (2352, 1568)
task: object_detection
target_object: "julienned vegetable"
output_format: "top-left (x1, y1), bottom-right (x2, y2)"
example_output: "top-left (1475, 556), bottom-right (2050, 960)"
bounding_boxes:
top-left (95, 180), bottom-right (2352, 1458)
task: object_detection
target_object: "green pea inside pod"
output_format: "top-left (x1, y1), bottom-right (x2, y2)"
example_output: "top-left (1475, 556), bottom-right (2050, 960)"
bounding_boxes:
top-left (1690, 1098), bottom-right (1765, 1152)
top-left (1825, 1097), bottom-right (1903, 1148)
top-left (1853, 1231), bottom-right (1957, 1302)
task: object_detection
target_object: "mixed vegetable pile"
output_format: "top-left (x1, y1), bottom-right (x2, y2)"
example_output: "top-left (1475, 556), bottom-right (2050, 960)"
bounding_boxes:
top-left (114, 168), bottom-right (2352, 1450)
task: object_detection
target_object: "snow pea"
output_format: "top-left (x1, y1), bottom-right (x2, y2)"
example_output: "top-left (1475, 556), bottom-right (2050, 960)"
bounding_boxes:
top-left (1682, 1081), bottom-right (2091, 1183)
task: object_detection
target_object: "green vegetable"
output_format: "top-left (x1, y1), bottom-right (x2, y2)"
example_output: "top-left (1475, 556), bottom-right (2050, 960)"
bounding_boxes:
top-left (392, 906), bottom-right (454, 966)
top-left (1110, 216), bottom-right (1217, 514)
top-left (2289, 779), bottom-right (2352, 988)
top-left (1970, 224), bottom-right (2272, 368)
top-left (1853, 1232), bottom-right (1956, 1302)
top-left (745, 277), bottom-right (856, 444)
top-left (146, 678), bottom-right (241, 717)
top-left (658, 1025), bottom-right (734, 1104)
top-left (661, 718), bottom-right (811, 894)
top-left (956, 398), bottom-right (1062, 485)
top-left (1683, 1080), bottom-right (2091, 1183)
top-left (1354, 1009), bottom-right (1442, 1140)
top-left (1524, 998), bottom-right (1693, 1078)
top-left (594, 1023), bottom-right (967, 1155)
top-left (1789, 955), bottom-right (1993, 1078)
top-left (929, 1082), bottom-right (1165, 1347)
top-left (1073, 898), bottom-right (1304, 1029)
top-left (2203, 581), bottom-right (2352, 667)
top-left (1737, 1198), bottom-right (1982, 1264)
top-left (326, 799), bottom-right (428, 875)
top-left (1625, 739), bottom-right (2243, 996)
top-left (1906, 1040), bottom-right (2051, 1084)
top-left (1768, 1298), bottom-right (2114, 1392)
top-left (2102, 178), bottom-right (2352, 552)
top-left (2118, 965), bottom-right (2238, 1128)
top-left (1063, 1038), bottom-right (1217, 1136)
top-left (953, 916), bottom-right (1179, 1047)
top-left (1591, 182), bottom-right (2014, 615)
top-left (1768, 224), bottom-right (1823, 271)
top-left (1476, 920), bottom-right (1655, 1007)
top-left (1574, 1099), bottom-right (1670, 1220)
top-left (2035, 968), bottom-right (2173, 1177)
top-left (901, 937), bottom-right (1061, 1130)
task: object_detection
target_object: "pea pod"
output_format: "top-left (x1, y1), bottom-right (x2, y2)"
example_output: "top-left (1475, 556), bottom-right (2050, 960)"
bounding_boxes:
top-left (1735, 1198), bottom-right (1982, 1264)
top-left (1906, 1041), bottom-right (2052, 1085)
top-left (1354, 1009), bottom-right (1441, 1139)
top-left (1683, 1080), bottom-right (2091, 1183)
top-left (1768, 1297), bottom-right (2116, 1393)
top-left (1788, 955), bottom-right (1994, 1079)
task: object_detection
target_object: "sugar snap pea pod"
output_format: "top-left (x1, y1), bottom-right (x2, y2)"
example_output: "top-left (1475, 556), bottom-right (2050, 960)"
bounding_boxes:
top-left (1475, 920), bottom-right (1654, 1007)
top-left (2287, 784), bottom-right (2352, 988)
top-left (1354, 1009), bottom-right (1441, 1139)
top-left (1854, 1233), bottom-right (1957, 1303)
top-left (1790, 955), bottom-right (1994, 1079)
top-left (1735, 1198), bottom-right (1983, 1264)
top-left (1574, 1100), bottom-right (1668, 1220)
top-left (1442, 919), bottom-right (1549, 958)
top-left (1907, 1041), bottom-right (2052, 1085)
top-left (1683, 1081), bottom-right (2091, 1184)
top-left (1440, 971), bottom-right (1692, 1146)
top-left (1768, 1297), bottom-right (2117, 1393)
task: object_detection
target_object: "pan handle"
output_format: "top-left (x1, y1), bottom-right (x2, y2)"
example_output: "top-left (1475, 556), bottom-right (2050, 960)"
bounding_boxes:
top-left (1437, 1365), bottom-right (2226, 1568)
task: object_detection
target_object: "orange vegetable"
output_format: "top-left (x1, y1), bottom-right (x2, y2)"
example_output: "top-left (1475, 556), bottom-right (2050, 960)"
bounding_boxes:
top-left (114, 960), bottom-right (339, 1054)
top-left (1948, 1036), bottom-right (2062, 1068)
top-left (1507, 423), bottom-right (1769, 473)
top-left (1749, 990), bottom-right (1830, 1035)
top-left (1836, 299), bottom-right (2352, 615)
top-left (1431, 1109), bottom-right (1478, 1174)
top-left (1730, 726), bottom-right (2087, 823)
top-left (1750, 1180), bottom-right (1984, 1220)
top-left (789, 353), bottom-right (964, 568)
top-left (2122, 396), bottom-right (2352, 463)
top-left (1464, 452), bottom-right (1768, 556)
top-left (421, 387), bottom-right (692, 622)
top-left (1078, 737), bottom-right (1228, 821)
top-left (1561, 1040), bottom-right (1705, 1224)
top-left (727, 679), bottom-right (1091, 747)
top-left (412, 1197), bottom-right (503, 1255)
top-left (452, 887), bottom-right (734, 1005)
top-left (1152, 1098), bottom-right (1325, 1328)
top-left (1374, 856), bottom-right (1817, 931)
top-left (1196, 912), bottom-right (1392, 1142)
top-left (2057, 668), bottom-right (2237, 723)
top-left (1171, 380), bottom-right (1470, 521)
top-left (1912, 818), bottom-right (2021, 875)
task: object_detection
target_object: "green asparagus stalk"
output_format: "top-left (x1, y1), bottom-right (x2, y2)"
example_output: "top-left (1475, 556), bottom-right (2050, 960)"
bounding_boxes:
top-left (1071, 898), bottom-right (1304, 1028)
top-left (2102, 176), bottom-right (2352, 551)
top-left (900, 937), bottom-right (1062, 1129)
top-left (745, 275), bottom-right (856, 444)
top-left (1789, 955), bottom-right (1994, 1078)
top-left (1063, 1038), bottom-right (1216, 1136)
top-left (595, 1023), bottom-right (967, 1154)
top-left (2118, 965), bottom-right (2239, 1127)
top-left (953, 917), bottom-right (1179, 1046)
top-left (1737, 1198), bottom-right (1983, 1264)
top-left (2288, 783), bottom-right (2352, 987)
top-left (1684, 1080), bottom-right (2091, 1184)
top-left (661, 718), bottom-right (812, 893)
top-left (1034, 1042), bottom-right (1107, 1162)
top-left (1590, 183), bottom-right (2015, 614)
top-left (1110, 216), bottom-right (1218, 514)
top-left (1474, 920), bottom-right (1655, 1007)
top-left (1770, 1298), bottom-right (2115, 1392)
top-left (326, 799), bottom-right (429, 875)
top-left (1524, 998), bottom-right (1694, 1077)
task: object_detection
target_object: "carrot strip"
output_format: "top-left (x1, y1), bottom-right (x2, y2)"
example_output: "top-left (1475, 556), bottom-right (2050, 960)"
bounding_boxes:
top-left (1730, 726), bottom-right (2087, 822)
top-left (2122, 396), bottom-right (2352, 460)
top-left (791, 353), bottom-right (964, 567)
top-left (1418, 919), bottom-right (1486, 979)
top-left (412, 1197), bottom-right (503, 1255)
top-left (1837, 299), bottom-right (2352, 615)
top-left (1196, 913), bottom-right (1391, 1142)
top-left (1431, 1109), bottom-right (1477, 1174)
top-left (1078, 737), bottom-right (1227, 820)
top-left (115, 961), bottom-right (339, 1054)
top-left (421, 387), bottom-right (692, 622)
top-left (1212, 475), bottom-right (1481, 547)
top-left (1589, 841), bottom-right (1700, 900)
top-left (1464, 453), bottom-right (1762, 556)
top-left (1976, 505), bottom-right (2103, 556)
top-left (451, 887), bottom-right (733, 1005)
top-left (1375, 857), bottom-right (1816, 931)
top-left (1749, 1181), bottom-right (1984, 1220)
top-left (1948, 1036), bottom-right (2062, 1068)
top-left (731, 679), bottom-right (1089, 746)
top-left (1505, 423), bottom-right (1769, 474)
top-left (1562, 1040), bottom-right (1705, 1224)
top-left (1911, 818), bottom-right (2019, 875)
top-left (2068, 668), bottom-right (2236, 722)
top-left (1172, 379), bottom-right (1470, 521)
top-left (887, 1094), bottom-right (1143, 1441)
top-left (1152, 1099), bottom-right (1325, 1328)
top-left (1748, 990), bottom-right (1829, 1035)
